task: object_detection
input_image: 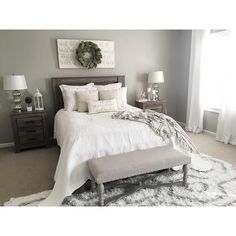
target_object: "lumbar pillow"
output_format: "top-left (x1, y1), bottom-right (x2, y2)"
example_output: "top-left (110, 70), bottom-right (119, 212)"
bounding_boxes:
top-left (94, 83), bottom-right (122, 91)
top-left (88, 99), bottom-right (118, 114)
top-left (59, 83), bottom-right (94, 111)
top-left (99, 87), bottom-right (127, 110)
top-left (76, 89), bottom-right (99, 112)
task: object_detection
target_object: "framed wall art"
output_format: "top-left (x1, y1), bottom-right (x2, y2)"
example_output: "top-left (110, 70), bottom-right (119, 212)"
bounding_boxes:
top-left (57, 39), bottom-right (115, 69)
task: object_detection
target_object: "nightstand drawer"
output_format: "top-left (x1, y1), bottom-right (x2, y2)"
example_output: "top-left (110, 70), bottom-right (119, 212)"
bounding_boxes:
top-left (145, 104), bottom-right (164, 112)
top-left (11, 111), bottom-right (49, 152)
top-left (19, 134), bottom-right (45, 145)
top-left (17, 116), bottom-right (43, 128)
top-left (135, 100), bottom-right (167, 114)
top-left (18, 128), bottom-right (44, 136)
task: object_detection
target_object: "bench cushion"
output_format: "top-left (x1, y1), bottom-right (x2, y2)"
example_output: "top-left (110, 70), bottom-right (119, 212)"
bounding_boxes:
top-left (88, 146), bottom-right (191, 184)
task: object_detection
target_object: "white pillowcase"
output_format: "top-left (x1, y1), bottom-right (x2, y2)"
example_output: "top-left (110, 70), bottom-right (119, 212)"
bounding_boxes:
top-left (76, 89), bottom-right (99, 112)
top-left (88, 99), bottom-right (118, 114)
top-left (99, 87), bottom-right (127, 110)
top-left (59, 83), bottom-right (94, 111)
top-left (120, 87), bottom-right (127, 104)
top-left (94, 83), bottom-right (122, 91)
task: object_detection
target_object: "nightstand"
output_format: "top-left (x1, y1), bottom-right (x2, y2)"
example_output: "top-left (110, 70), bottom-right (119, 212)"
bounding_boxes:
top-left (135, 100), bottom-right (167, 114)
top-left (11, 111), bottom-right (49, 152)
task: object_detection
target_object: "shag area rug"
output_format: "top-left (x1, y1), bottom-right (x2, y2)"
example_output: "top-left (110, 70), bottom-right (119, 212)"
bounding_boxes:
top-left (4, 154), bottom-right (236, 206)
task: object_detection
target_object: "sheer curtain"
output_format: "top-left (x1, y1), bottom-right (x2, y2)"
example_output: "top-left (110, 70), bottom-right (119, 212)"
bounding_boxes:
top-left (185, 30), bottom-right (208, 133)
top-left (216, 31), bottom-right (236, 145)
top-left (186, 30), bottom-right (236, 145)
top-left (184, 30), bottom-right (212, 171)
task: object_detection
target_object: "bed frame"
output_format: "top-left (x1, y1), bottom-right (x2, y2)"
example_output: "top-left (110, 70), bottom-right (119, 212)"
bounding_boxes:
top-left (51, 75), bottom-right (125, 113)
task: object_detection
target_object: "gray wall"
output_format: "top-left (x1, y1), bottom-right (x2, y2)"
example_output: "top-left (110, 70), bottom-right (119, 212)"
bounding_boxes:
top-left (0, 30), bottom-right (192, 143)
top-left (175, 31), bottom-right (192, 123)
top-left (203, 111), bottom-right (218, 133)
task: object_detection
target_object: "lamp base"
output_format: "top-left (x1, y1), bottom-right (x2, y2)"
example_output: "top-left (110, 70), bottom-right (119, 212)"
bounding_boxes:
top-left (12, 90), bottom-right (22, 113)
top-left (151, 83), bottom-right (160, 101)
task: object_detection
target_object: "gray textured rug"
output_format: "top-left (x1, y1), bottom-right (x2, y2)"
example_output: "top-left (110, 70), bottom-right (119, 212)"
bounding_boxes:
top-left (4, 154), bottom-right (236, 206)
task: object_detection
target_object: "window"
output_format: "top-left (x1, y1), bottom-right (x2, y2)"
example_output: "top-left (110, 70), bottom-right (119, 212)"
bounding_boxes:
top-left (200, 30), bottom-right (231, 111)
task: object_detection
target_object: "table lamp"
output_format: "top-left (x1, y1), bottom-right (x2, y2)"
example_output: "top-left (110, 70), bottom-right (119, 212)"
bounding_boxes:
top-left (3, 75), bottom-right (27, 112)
top-left (148, 71), bottom-right (164, 101)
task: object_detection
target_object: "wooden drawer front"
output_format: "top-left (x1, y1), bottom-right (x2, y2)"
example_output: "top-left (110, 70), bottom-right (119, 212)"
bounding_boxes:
top-left (144, 104), bottom-right (163, 112)
top-left (18, 128), bottom-right (44, 137)
top-left (19, 134), bottom-right (44, 145)
top-left (17, 116), bottom-right (43, 128)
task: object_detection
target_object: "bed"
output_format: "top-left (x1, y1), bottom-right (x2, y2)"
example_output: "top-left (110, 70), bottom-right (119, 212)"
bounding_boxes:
top-left (39, 75), bottom-right (209, 206)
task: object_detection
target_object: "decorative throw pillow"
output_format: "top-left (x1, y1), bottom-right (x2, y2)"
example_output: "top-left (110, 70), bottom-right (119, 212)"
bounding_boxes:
top-left (88, 99), bottom-right (118, 114)
top-left (94, 83), bottom-right (122, 91)
top-left (59, 83), bottom-right (94, 111)
top-left (76, 89), bottom-right (99, 112)
top-left (99, 87), bottom-right (127, 110)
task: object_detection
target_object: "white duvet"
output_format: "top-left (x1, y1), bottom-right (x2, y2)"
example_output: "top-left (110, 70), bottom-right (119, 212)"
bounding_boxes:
top-left (39, 105), bottom-right (168, 205)
top-left (39, 105), bottom-right (210, 206)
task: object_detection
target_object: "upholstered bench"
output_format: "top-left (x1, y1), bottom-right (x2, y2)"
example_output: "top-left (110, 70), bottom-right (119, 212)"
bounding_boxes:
top-left (88, 145), bottom-right (191, 206)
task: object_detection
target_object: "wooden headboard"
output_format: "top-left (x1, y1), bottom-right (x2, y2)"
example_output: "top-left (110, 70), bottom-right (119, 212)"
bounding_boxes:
top-left (52, 75), bottom-right (125, 113)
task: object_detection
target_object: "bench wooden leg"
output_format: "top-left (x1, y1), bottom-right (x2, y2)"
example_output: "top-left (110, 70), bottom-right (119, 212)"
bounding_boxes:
top-left (91, 177), bottom-right (96, 192)
top-left (183, 164), bottom-right (189, 186)
top-left (98, 183), bottom-right (104, 206)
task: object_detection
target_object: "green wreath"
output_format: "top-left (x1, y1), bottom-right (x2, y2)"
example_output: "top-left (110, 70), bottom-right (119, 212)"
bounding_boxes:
top-left (76, 41), bottom-right (102, 69)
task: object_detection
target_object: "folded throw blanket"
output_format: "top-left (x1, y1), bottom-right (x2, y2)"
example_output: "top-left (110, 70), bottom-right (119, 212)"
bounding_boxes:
top-left (112, 109), bottom-right (199, 155)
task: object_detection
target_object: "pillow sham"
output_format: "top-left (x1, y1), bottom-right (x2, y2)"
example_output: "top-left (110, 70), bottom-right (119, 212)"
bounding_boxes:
top-left (99, 87), bottom-right (127, 110)
top-left (76, 89), bottom-right (99, 112)
top-left (94, 83), bottom-right (122, 91)
top-left (88, 99), bottom-right (118, 114)
top-left (120, 87), bottom-right (127, 104)
top-left (59, 83), bottom-right (94, 111)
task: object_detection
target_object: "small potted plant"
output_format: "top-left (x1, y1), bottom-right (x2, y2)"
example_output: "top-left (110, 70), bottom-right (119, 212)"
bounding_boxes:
top-left (25, 96), bottom-right (33, 112)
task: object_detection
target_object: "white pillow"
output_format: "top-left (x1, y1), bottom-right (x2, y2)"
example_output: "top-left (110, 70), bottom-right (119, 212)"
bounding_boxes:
top-left (99, 87), bottom-right (127, 110)
top-left (76, 89), bottom-right (99, 112)
top-left (120, 87), bottom-right (127, 104)
top-left (88, 99), bottom-right (118, 114)
top-left (94, 83), bottom-right (122, 91)
top-left (59, 83), bottom-right (94, 111)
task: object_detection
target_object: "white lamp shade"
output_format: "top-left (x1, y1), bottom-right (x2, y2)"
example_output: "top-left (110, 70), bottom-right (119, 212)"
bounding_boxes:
top-left (3, 75), bottom-right (27, 90)
top-left (148, 71), bottom-right (164, 83)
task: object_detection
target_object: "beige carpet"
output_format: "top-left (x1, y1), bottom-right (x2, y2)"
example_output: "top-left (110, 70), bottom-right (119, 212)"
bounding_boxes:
top-left (0, 145), bottom-right (60, 206)
top-left (188, 132), bottom-right (236, 166)
top-left (0, 132), bottom-right (235, 206)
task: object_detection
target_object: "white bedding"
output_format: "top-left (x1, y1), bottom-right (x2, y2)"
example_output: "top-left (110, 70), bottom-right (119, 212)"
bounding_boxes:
top-left (40, 105), bottom-right (211, 206)
top-left (39, 105), bottom-right (168, 205)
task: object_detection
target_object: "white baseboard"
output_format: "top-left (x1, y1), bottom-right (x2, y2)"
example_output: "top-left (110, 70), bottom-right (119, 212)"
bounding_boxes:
top-left (176, 121), bottom-right (216, 136)
top-left (0, 137), bottom-right (55, 149)
top-left (0, 142), bottom-right (14, 148)
top-left (203, 129), bottom-right (216, 136)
